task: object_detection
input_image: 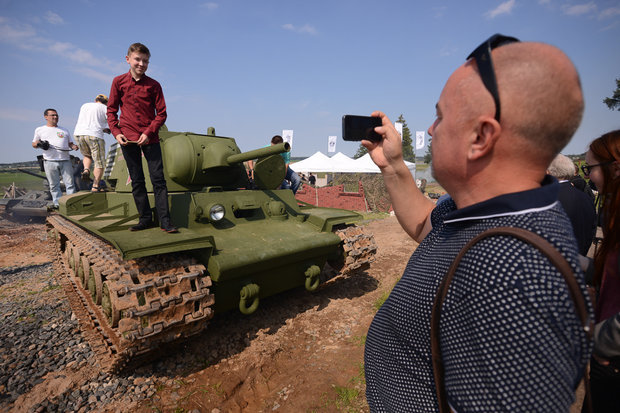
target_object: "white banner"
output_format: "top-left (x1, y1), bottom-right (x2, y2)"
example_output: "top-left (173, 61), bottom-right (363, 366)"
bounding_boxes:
top-left (328, 136), bottom-right (337, 153)
top-left (415, 131), bottom-right (425, 150)
top-left (282, 130), bottom-right (294, 147)
top-left (395, 122), bottom-right (403, 141)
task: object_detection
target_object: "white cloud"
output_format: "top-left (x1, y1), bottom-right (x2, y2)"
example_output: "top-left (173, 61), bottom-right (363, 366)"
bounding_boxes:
top-left (600, 20), bottom-right (620, 30)
top-left (44, 11), bottom-right (64, 25)
top-left (282, 23), bottom-right (317, 35)
top-left (0, 18), bottom-right (37, 43)
top-left (200, 2), bottom-right (218, 11)
top-left (599, 6), bottom-right (620, 19)
top-left (0, 16), bottom-right (122, 82)
top-left (485, 0), bottom-right (516, 19)
top-left (70, 66), bottom-right (113, 83)
top-left (562, 2), bottom-right (597, 16)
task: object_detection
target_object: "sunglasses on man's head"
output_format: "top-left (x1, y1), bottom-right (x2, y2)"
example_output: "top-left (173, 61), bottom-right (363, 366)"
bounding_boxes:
top-left (467, 34), bottom-right (520, 122)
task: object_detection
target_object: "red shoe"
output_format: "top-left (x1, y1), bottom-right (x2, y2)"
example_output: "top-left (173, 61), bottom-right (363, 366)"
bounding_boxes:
top-left (161, 225), bottom-right (179, 233)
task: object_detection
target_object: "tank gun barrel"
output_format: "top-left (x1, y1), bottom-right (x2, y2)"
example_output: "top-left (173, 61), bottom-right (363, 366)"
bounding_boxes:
top-left (17, 168), bottom-right (47, 180)
top-left (227, 142), bottom-right (290, 165)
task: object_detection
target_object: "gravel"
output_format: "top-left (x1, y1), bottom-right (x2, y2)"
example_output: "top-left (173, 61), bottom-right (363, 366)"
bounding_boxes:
top-left (0, 262), bottom-right (164, 412)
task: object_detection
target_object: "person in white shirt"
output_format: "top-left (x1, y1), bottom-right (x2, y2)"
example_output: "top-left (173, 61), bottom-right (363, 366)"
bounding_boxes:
top-left (32, 108), bottom-right (79, 209)
top-left (74, 94), bottom-right (111, 191)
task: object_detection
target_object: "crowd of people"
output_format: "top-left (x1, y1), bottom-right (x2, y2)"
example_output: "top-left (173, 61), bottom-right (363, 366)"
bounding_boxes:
top-left (30, 36), bottom-right (619, 411)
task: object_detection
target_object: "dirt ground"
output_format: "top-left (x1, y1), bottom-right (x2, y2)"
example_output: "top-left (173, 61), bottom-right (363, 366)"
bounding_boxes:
top-left (1, 216), bottom-right (586, 412)
top-left (1, 215), bottom-right (417, 412)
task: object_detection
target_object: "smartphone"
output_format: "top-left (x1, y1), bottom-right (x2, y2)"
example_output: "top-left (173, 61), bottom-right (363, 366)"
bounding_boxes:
top-left (342, 115), bottom-right (382, 142)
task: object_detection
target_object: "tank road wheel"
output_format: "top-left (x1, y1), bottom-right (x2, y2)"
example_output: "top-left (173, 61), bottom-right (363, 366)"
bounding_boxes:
top-left (87, 266), bottom-right (104, 305)
top-left (66, 242), bottom-right (75, 270)
top-left (79, 255), bottom-right (90, 287)
top-left (101, 282), bottom-right (120, 327)
top-left (72, 247), bottom-right (82, 279)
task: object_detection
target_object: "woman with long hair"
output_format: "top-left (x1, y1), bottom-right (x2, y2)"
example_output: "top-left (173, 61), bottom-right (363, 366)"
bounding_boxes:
top-left (582, 129), bottom-right (620, 411)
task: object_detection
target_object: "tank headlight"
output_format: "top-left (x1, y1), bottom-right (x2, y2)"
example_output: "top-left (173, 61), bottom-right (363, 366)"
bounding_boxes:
top-left (209, 204), bottom-right (225, 221)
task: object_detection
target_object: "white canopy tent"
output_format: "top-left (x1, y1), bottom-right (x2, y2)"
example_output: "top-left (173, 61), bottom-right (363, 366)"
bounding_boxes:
top-left (329, 152), bottom-right (362, 172)
top-left (287, 151), bottom-right (334, 173)
top-left (355, 153), bottom-right (416, 175)
top-left (291, 151), bottom-right (415, 176)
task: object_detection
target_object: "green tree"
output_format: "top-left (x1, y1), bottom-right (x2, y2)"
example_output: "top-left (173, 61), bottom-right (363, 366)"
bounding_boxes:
top-left (352, 114), bottom-right (414, 161)
top-left (397, 114), bottom-right (415, 163)
top-left (353, 144), bottom-right (368, 159)
top-left (604, 78), bottom-right (620, 111)
top-left (424, 138), bottom-right (432, 164)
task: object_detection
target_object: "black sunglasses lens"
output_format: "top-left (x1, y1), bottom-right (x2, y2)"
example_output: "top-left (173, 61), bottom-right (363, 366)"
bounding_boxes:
top-left (466, 34), bottom-right (520, 122)
top-left (488, 34), bottom-right (520, 49)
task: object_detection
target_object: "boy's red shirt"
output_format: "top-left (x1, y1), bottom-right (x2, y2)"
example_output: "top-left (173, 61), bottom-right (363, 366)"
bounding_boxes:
top-left (107, 71), bottom-right (167, 143)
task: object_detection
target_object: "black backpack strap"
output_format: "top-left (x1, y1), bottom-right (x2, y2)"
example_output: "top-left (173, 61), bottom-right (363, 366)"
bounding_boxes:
top-left (430, 226), bottom-right (592, 413)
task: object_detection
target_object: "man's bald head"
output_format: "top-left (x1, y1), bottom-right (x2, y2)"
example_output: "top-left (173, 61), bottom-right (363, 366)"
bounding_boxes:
top-left (492, 42), bottom-right (584, 157)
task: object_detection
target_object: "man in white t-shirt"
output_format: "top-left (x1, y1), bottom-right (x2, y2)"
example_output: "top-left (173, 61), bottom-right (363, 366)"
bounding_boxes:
top-left (32, 108), bottom-right (79, 209)
top-left (74, 94), bottom-right (111, 191)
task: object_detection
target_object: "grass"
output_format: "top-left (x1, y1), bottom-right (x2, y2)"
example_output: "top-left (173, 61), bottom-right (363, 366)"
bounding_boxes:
top-left (327, 362), bottom-right (368, 412)
top-left (373, 276), bottom-right (401, 311)
top-left (360, 211), bottom-right (389, 221)
top-left (350, 335), bottom-right (366, 347)
top-left (333, 385), bottom-right (360, 410)
top-left (0, 170), bottom-right (46, 191)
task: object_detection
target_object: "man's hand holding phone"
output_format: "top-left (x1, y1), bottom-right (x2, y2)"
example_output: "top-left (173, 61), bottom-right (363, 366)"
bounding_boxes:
top-left (362, 112), bottom-right (406, 175)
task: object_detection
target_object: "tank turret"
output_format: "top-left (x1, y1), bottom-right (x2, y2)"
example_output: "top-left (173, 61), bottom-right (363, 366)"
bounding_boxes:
top-left (106, 128), bottom-right (290, 192)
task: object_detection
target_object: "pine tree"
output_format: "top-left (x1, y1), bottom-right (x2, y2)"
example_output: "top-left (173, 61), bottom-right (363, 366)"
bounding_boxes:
top-left (604, 78), bottom-right (620, 111)
top-left (397, 114), bottom-right (415, 162)
top-left (354, 144), bottom-right (368, 159)
top-left (424, 138), bottom-right (432, 164)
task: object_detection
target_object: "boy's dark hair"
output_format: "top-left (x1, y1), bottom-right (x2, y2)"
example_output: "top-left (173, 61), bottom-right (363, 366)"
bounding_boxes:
top-left (127, 43), bottom-right (151, 57)
top-left (271, 135), bottom-right (283, 144)
top-left (44, 108), bottom-right (57, 116)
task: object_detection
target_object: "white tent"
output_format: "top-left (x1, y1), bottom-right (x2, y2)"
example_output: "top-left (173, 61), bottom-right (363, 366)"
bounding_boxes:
top-left (291, 151), bottom-right (415, 176)
top-left (290, 151), bottom-right (358, 173)
top-left (288, 151), bottom-right (334, 172)
top-left (354, 153), bottom-right (416, 175)
top-left (329, 152), bottom-right (360, 172)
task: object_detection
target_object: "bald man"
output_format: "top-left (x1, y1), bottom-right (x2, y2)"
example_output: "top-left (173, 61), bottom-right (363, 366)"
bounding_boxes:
top-left (363, 35), bottom-right (592, 411)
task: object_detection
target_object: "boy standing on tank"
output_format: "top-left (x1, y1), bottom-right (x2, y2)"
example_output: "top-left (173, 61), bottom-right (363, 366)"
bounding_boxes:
top-left (107, 42), bottom-right (178, 233)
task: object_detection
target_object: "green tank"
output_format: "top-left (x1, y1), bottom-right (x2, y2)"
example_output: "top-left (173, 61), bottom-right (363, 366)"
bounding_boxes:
top-left (46, 126), bottom-right (377, 372)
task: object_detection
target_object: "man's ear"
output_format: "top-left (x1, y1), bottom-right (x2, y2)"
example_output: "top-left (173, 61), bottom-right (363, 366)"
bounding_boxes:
top-left (468, 118), bottom-right (501, 160)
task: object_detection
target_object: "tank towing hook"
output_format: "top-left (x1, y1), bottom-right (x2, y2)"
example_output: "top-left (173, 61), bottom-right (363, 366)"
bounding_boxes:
top-left (304, 265), bottom-right (321, 292)
top-left (239, 283), bottom-right (260, 315)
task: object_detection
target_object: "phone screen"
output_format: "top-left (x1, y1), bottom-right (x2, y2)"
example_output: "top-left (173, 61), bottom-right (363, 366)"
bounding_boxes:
top-left (342, 115), bottom-right (382, 142)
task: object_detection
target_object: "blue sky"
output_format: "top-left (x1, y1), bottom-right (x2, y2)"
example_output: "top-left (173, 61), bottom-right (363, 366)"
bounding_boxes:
top-left (1, 0), bottom-right (619, 164)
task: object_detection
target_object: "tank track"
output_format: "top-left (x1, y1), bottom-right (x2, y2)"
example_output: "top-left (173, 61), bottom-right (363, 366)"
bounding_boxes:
top-left (323, 225), bottom-right (377, 281)
top-left (46, 214), bottom-right (215, 373)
